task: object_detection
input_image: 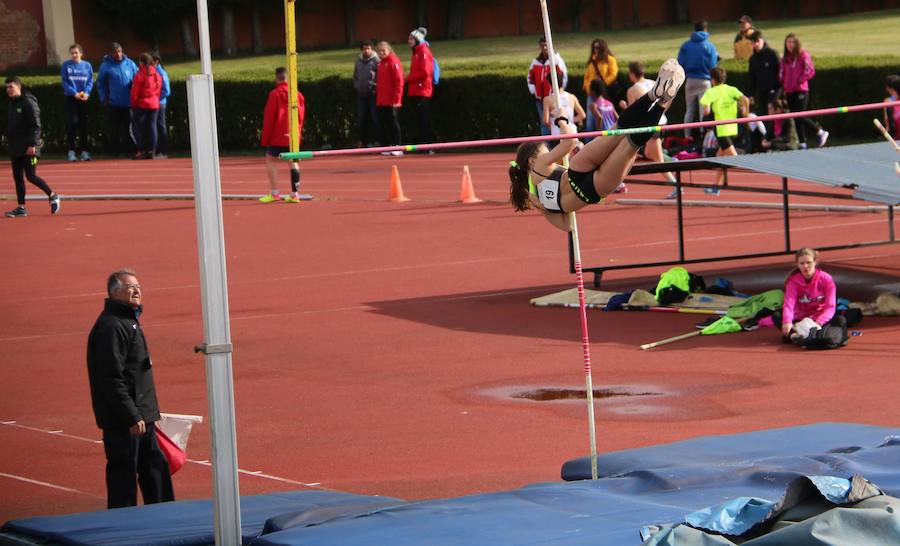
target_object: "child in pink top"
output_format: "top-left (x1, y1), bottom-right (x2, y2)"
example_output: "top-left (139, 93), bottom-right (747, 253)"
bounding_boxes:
top-left (884, 75), bottom-right (900, 138)
top-left (781, 247), bottom-right (836, 338)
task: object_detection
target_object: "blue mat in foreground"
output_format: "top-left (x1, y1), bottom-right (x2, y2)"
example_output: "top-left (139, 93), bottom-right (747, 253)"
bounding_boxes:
top-left (3, 423), bottom-right (899, 546)
top-left (0, 491), bottom-right (402, 546)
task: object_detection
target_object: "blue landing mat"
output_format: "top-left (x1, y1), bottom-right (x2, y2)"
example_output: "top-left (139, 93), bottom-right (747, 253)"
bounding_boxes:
top-left (3, 423), bottom-right (899, 546)
top-left (252, 423), bottom-right (900, 546)
top-left (1, 491), bottom-right (402, 546)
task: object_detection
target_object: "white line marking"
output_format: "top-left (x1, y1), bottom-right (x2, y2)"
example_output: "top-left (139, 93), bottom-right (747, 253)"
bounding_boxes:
top-left (0, 472), bottom-right (100, 497)
top-left (0, 420), bottom-right (324, 489)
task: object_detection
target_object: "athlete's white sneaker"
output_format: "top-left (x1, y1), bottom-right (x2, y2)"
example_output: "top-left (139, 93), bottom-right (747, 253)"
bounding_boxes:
top-left (652, 59), bottom-right (686, 108)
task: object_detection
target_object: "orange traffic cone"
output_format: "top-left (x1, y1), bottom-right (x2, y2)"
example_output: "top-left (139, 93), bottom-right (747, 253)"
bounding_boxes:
top-left (388, 165), bottom-right (410, 202)
top-left (459, 165), bottom-right (482, 203)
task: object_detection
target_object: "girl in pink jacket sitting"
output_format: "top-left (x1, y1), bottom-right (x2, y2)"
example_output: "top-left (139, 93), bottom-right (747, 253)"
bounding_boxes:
top-left (781, 247), bottom-right (836, 339)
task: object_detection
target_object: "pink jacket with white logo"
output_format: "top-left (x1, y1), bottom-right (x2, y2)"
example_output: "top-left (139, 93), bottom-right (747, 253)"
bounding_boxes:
top-left (782, 268), bottom-right (836, 326)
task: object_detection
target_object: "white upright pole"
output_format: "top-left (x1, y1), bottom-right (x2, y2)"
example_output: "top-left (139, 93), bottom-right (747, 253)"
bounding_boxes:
top-left (190, 1), bottom-right (242, 543)
top-left (539, 0), bottom-right (599, 480)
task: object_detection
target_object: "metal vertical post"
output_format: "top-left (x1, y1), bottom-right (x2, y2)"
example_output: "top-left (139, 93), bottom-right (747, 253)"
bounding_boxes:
top-left (676, 170), bottom-right (685, 261)
top-left (782, 176), bottom-right (792, 251)
top-left (190, 1), bottom-right (241, 544)
top-left (284, 0), bottom-right (300, 153)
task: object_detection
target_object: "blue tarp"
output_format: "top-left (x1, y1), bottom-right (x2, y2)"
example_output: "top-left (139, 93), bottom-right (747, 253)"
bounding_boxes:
top-left (3, 423), bottom-right (899, 546)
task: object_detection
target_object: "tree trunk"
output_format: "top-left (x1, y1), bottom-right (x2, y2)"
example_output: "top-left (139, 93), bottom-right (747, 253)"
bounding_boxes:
top-left (632, 0), bottom-right (639, 26)
top-left (180, 16), bottom-right (198, 57)
top-left (517, 0), bottom-right (525, 35)
top-left (251, 4), bottom-right (263, 54)
top-left (415, 0), bottom-right (427, 29)
top-left (343, 0), bottom-right (355, 46)
top-left (221, 5), bottom-right (237, 56)
top-left (569, 0), bottom-right (581, 32)
top-left (447, 0), bottom-right (464, 39)
top-left (674, 0), bottom-right (689, 25)
top-left (602, 0), bottom-right (612, 30)
top-left (839, 0), bottom-right (852, 13)
top-left (775, 1), bottom-right (788, 19)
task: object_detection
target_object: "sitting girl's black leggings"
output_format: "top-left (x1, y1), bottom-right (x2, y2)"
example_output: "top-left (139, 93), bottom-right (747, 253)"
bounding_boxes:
top-left (11, 155), bottom-right (53, 205)
top-left (616, 92), bottom-right (666, 149)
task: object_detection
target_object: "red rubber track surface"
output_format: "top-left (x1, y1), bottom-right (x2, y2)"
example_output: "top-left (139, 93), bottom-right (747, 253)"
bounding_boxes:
top-left (1, 154), bottom-right (899, 521)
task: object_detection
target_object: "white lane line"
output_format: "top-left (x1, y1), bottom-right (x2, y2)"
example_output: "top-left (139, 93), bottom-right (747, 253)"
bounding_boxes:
top-left (0, 420), bottom-right (322, 488)
top-left (0, 472), bottom-right (100, 497)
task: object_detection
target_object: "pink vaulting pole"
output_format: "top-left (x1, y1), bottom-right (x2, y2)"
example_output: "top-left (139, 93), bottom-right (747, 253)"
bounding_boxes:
top-left (281, 101), bottom-right (889, 160)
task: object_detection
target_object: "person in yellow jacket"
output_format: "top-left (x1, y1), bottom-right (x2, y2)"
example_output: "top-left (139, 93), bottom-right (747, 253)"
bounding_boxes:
top-left (582, 39), bottom-right (618, 133)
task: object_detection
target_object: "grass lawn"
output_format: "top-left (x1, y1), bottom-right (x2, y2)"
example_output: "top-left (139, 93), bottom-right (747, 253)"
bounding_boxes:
top-left (163, 9), bottom-right (900, 81)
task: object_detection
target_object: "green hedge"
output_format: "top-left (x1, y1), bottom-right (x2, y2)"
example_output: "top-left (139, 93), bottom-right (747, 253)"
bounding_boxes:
top-left (2, 61), bottom-right (895, 154)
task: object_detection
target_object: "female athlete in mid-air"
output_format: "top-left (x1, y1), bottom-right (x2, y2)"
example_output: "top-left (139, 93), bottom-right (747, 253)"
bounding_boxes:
top-left (508, 58), bottom-right (685, 231)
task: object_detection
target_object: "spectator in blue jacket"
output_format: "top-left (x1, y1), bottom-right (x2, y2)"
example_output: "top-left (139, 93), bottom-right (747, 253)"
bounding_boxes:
top-left (677, 20), bottom-right (718, 139)
top-left (152, 53), bottom-right (171, 159)
top-left (96, 42), bottom-right (138, 157)
top-left (60, 43), bottom-right (93, 162)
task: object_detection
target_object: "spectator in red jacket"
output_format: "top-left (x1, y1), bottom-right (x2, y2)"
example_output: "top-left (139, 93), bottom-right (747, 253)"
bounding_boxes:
top-left (375, 41), bottom-right (404, 156)
top-left (259, 67), bottom-right (305, 203)
top-left (407, 27), bottom-right (434, 148)
top-left (129, 52), bottom-right (161, 160)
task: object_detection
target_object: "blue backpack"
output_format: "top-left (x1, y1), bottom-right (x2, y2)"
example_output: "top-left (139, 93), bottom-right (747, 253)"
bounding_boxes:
top-left (432, 56), bottom-right (440, 85)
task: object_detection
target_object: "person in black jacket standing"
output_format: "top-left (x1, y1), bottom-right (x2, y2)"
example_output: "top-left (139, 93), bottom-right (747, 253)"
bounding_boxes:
top-left (748, 31), bottom-right (781, 136)
top-left (5, 76), bottom-right (59, 218)
top-left (87, 269), bottom-right (174, 509)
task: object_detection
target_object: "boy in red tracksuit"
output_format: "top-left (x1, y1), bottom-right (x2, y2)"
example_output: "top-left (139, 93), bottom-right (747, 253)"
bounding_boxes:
top-left (130, 52), bottom-right (162, 160)
top-left (406, 27), bottom-right (434, 146)
top-left (527, 36), bottom-right (568, 136)
top-left (260, 67), bottom-right (305, 203)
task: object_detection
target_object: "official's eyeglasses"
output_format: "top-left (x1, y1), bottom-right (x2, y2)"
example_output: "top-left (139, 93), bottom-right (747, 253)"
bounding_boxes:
top-left (123, 284), bottom-right (141, 291)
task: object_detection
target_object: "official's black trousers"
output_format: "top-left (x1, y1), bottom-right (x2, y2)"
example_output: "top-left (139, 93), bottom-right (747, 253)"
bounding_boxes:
top-left (102, 425), bottom-right (174, 509)
top-left (105, 105), bottom-right (133, 157)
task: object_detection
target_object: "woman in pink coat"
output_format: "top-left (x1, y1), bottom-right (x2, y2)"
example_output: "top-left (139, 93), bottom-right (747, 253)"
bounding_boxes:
top-left (781, 247), bottom-right (836, 339)
top-left (779, 34), bottom-right (828, 149)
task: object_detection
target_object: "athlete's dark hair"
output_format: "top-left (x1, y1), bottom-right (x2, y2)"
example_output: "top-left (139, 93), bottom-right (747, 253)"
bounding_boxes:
top-left (710, 66), bottom-right (726, 84)
top-left (589, 78), bottom-right (608, 100)
top-left (628, 61), bottom-right (645, 78)
top-left (509, 141), bottom-right (544, 212)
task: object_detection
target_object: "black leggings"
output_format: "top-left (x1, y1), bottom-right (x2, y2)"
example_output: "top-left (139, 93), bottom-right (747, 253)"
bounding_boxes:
top-left (11, 156), bottom-right (53, 205)
top-left (378, 106), bottom-right (402, 146)
top-left (616, 92), bottom-right (667, 149)
top-left (411, 96), bottom-right (433, 144)
top-left (786, 92), bottom-right (821, 145)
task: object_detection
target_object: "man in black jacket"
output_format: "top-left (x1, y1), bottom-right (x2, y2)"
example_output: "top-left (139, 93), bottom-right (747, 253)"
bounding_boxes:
top-left (747, 31), bottom-right (781, 135)
top-left (87, 269), bottom-right (174, 508)
top-left (5, 76), bottom-right (59, 218)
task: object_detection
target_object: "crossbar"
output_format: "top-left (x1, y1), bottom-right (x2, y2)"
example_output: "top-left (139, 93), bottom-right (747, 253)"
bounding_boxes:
top-left (280, 101), bottom-right (890, 160)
